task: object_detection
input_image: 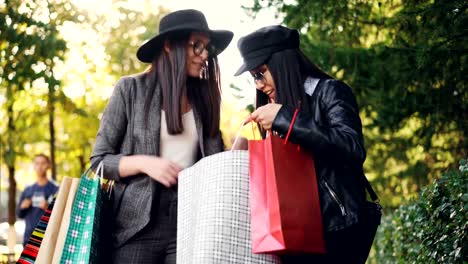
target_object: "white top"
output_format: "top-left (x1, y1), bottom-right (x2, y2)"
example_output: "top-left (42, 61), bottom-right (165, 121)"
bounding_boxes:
top-left (160, 109), bottom-right (198, 169)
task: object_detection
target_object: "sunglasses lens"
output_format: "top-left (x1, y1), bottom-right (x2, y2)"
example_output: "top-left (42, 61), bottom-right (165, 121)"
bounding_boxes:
top-left (191, 41), bottom-right (215, 56)
top-left (253, 72), bottom-right (264, 82)
top-left (193, 41), bottom-right (204, 56)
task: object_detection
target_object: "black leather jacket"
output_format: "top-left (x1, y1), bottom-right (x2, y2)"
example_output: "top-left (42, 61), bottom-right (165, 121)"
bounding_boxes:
top-left (272, 79), bottom-right (368, 232)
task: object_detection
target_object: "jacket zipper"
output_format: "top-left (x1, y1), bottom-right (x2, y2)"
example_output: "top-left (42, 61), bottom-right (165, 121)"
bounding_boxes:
top-left (324, 181), bottom-right (347, 216)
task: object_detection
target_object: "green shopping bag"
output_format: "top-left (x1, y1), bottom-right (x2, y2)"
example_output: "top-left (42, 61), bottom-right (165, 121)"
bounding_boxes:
top-left (60, 162), bottom-right (111, 264)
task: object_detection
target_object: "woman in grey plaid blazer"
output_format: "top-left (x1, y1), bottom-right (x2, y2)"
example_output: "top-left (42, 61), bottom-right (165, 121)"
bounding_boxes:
top-left (90, 9), bottom-right (233, 263)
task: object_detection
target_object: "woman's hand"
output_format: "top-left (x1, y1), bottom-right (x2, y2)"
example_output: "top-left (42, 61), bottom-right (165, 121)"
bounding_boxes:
top-left (247, 103), bottom-right (282, 130)
top-left (142, 157), bottom-right (181, 187)
top-left (119, 155), bottom-right (182, 188)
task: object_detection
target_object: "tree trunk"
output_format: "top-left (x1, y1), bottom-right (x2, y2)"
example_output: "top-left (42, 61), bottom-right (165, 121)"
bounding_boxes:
top-left (6, 97), bottom-right (17, 226)
top-left (78, 155), bottom-right (86, 175)
top-left (7, 166), bottom-right (16, 226)
top-left (49, 87), bottom-right (57, 180)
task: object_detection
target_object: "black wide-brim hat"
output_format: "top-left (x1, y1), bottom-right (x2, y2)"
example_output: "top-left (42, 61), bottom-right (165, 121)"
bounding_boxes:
top-left (137, 9), bottom-right (233, 63)
top-left (235, 25), bottom-right (300, 76)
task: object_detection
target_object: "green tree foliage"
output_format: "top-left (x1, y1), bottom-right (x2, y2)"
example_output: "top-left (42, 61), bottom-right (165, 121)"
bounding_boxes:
top-left (55, 0), bottom-right (170, 177)
top-left (245, 0), bottom-right (467, 207)
top-left (0, 0), bottom-right (74, 224)
top-left (100, 1), bottom-right (169, 77)
top-left (372, 159), bottom-right (467, 263)
top-left (0, 0), bottom-right (170, 188)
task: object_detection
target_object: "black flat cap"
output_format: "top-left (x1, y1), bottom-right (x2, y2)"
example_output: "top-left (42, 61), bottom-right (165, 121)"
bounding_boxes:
top-left (235, 25), bottom-right (299, 76)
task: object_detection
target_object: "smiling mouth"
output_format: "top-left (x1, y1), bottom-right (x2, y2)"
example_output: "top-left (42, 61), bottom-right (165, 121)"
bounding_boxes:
top-left (264, 90), bottom-right (273, 95)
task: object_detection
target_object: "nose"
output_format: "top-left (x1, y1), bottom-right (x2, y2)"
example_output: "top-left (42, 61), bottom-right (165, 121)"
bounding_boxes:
top-left (255, 79), bottom-right (265, 91)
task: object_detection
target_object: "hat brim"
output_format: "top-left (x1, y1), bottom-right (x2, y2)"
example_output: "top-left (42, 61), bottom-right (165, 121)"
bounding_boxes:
top-left (137, 28), bottom-right (233, 63)
top-left (234, 53), bottom-right (270, 76)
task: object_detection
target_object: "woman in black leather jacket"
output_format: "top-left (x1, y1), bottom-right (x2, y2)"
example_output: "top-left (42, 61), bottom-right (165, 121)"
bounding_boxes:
top-left (235, 25), bottom-right (381, 264)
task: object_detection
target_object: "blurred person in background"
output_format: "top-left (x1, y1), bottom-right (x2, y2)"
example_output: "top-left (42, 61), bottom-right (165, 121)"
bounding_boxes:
top-left (16, 154), bottom-right (58, 246)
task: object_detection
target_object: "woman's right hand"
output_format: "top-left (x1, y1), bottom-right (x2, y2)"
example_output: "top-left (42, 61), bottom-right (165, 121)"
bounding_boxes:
top-left (119, 155), bottom-right (182, 188)
top-left (141, 156), bottom-right (182, 187)
top-left (245, 103), bottom-right (282, 130)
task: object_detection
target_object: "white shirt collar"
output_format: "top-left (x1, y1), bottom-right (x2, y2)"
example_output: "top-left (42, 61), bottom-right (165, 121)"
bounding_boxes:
top-left (304, 77), bottom-right (320, 96)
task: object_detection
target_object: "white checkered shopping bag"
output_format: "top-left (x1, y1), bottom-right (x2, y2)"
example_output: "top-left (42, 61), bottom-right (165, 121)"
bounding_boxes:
top-left (177, 150), bottom-right (280, 264)
top-left (60, 162), bottom-right (110, 264)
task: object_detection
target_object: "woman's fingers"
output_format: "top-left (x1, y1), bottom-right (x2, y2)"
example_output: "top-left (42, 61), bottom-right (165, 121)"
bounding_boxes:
top-left (144, 157), bottom-right (181, 187)
top-left (169, 163), bottom-right (181, 174)
top-left (244, 103), bottom-right (281, 129)
top-left (159, 178), bottom-right (171, 188)
top-left (160, 171), bottom-right (178, 187)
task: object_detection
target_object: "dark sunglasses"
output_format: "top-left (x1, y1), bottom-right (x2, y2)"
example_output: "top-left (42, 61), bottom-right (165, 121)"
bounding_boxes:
top-left (189, 40), bottom-right (216, 56)
top-left (251, 70), bottom-right (265, 82)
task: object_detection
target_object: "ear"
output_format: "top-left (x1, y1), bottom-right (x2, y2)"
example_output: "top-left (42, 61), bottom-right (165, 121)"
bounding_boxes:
top-left (163, 40), bottom-right (171, 54)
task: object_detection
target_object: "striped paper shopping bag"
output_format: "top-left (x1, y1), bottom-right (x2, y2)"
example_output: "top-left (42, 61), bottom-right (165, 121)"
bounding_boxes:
top-left (17, 198), bottom-right (55, 264)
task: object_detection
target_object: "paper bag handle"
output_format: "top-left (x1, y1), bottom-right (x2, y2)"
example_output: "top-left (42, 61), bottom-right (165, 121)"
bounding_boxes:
top-left (284, 107), bottom-right (299, 144)
top-left (231, 116), bottom-right (256, 151)
top-left (231, 106), bottom-right (301, 150)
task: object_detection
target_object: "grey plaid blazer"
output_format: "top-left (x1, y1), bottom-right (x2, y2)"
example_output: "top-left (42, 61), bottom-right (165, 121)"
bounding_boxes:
top-left (90, 72), bottom-right (224, 248)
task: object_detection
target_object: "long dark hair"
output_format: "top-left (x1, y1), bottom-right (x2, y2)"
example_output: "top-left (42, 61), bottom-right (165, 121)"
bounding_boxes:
top-left (256, 49), bottom-right (333, 113)
top-left (143, 31), bottom-right (222, 137)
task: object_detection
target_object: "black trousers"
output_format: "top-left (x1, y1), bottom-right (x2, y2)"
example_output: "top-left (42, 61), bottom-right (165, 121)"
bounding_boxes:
top-left (112, 186), bottom-right (178, 264)
top-left (280, 216), bottom-right (379, 264)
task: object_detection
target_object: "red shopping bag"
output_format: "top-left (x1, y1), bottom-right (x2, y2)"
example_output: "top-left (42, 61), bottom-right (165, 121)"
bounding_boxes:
top-left (248, 109), bottom-right (325, 254)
